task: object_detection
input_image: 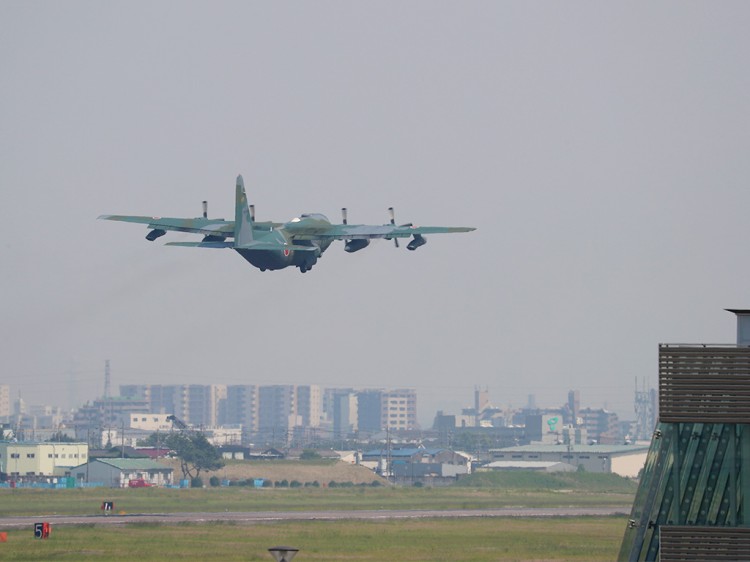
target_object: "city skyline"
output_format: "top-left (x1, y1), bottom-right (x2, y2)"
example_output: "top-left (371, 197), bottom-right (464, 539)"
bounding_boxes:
top-left (2, 377), bottom-right (649, 431)
top-left (3, 4), bottom-right (749, 432)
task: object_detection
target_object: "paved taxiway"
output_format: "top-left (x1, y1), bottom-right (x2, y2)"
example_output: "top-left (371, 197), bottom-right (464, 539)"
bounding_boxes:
top-left (0, 507), bottom-right (630, 528)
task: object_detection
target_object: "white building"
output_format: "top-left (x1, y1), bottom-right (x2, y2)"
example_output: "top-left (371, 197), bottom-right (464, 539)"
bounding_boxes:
top-left (129, 413), bottom-right (172, 432)
top-left (382, 389), bottom-right (418, 431)
top-left (0, 441), bottom-right (89, 478)
top-left (489, 443), bottom-right (649, 477)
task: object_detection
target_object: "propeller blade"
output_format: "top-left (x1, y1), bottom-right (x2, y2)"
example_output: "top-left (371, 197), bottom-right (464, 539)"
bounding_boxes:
top-left (388, 207), bottom-right (399, 247)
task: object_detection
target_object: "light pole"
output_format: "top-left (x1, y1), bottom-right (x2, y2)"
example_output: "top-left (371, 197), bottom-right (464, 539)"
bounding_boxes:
top-left (268, 546), bottom-right (299, 562)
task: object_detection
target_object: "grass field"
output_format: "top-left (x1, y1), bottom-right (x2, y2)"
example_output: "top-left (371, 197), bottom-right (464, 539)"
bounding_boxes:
top-left (0, 517), bottom-right (627, 561)
top-left (0, 471), bottom-right (634, 560)
top-left (0, 486), bottom-right (634, 516)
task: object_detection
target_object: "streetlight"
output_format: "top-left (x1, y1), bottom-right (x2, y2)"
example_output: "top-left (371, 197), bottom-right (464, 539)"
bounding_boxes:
top-left (268, 546), bottom-right (299, 561)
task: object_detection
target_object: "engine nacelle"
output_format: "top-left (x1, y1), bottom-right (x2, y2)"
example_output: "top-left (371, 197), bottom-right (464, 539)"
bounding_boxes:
top-left (146, 229), bottom-right (167, 241)
top-left (344, 239), bottom-right (370, 253)
top-left (407, 234), bottom-right (427, 251)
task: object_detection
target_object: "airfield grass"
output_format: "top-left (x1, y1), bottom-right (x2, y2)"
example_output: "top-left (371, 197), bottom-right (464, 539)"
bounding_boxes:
top-left (0, 486), bottom-right (635, 524)
top-left (0, 517), bottom-right (627, 561)
top-left (0, 473), bottom-right (635, 559)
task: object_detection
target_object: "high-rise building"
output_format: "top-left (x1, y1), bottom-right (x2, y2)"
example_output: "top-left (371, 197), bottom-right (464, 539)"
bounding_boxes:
top-left (71, 396), bottom-right (150, 443)
top-left (184, 384), bottom-right (226, 427)
top-left (296, 385), bottom-right (322, 428)
top-left (475, 386), bottom-right (490, 413)
top-left (567, 389), bottom-right (580, 425)
top-left (258, 385), bottom-right (297, 436)
top-left (224, 385), bottom-right (258, 432)
top-left (134, 385), bottom-right (182, 417)
top-left (333, 392), bottom-right (358, 438)
top-left (579, 407), bottom-right (620, 444)
top-left (357, 389), bottom-right (384, 433)
top-left (382, 388), bottom-right (418, 431)
top-left (119, 384), bottom-right (226, 427)
top-left (0, 385), bottom-right (9, 418)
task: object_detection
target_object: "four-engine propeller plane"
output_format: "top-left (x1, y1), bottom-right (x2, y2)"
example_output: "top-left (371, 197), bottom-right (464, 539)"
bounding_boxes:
top-left (99, 175), bottom-right (475, 273)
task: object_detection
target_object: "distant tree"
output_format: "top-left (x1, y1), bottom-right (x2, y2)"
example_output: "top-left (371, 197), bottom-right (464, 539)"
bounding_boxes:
top-left (137, 433), bottom-right (158, 447)
top-left (161, 432), bottom-right (224, 481)
top-left (46, 431), bottom-right (76, 443)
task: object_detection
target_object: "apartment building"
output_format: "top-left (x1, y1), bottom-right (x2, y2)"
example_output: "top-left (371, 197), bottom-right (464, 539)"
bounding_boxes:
top-left (357, 389), bottom-right (384, 433)
top-left (116, 382), bottom-right (418, 440)
top-left (258, 385), bottom-right (297, 436)
top-left (0, 385), bottom-right (9, 418)
top-left (333, 391), bottom-right (358, 437)
top-left (120, 384), bottom-right (226, 428)
top-left (224, 385), bottom-right (258, 432)
top-left (382, 389), bottom-right (418, 431)
top-left (296, 385), bottom-right (322, 428)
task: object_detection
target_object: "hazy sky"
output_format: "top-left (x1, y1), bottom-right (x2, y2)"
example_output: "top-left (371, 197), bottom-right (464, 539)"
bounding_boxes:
top-left (2, 2), bottom-right (750, 427)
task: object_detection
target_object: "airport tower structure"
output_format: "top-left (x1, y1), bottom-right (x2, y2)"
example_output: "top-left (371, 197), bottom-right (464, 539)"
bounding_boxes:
top-left (619, 310), bottom-right (750, 561)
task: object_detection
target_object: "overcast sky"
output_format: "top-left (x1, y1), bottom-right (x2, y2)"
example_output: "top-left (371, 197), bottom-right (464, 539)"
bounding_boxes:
top-left (2, 2), bottom-right (750, 427)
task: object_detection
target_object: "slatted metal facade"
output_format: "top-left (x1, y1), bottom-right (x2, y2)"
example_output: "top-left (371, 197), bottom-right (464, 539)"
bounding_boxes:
top-left (619, 344), bottom-right (750, 561)
top-left (659, 345), bottom-right (750, 423)
top-left (660, 526), bottom-right (750, 561)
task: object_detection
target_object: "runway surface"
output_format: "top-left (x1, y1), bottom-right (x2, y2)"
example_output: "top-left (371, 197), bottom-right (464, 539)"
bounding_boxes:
top-left (0, 506), bottom-right (630, 528)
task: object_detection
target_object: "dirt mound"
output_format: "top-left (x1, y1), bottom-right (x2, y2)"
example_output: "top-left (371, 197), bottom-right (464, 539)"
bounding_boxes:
top-left (162, 458), bottom-right (385, 485)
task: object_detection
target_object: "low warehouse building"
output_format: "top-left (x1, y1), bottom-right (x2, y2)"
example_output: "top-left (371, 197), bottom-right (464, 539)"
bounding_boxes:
top-left (489, 443), bottom-right (648, 477)
top-left (72, 458), bottom-right (173, 488)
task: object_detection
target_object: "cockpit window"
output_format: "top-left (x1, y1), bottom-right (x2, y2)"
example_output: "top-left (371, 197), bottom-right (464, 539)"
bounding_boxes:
top-left (294, 213), bottom-right (329, 222)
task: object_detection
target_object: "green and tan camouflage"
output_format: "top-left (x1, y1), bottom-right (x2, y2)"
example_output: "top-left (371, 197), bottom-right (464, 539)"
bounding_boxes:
top-left (99, 175), bottom-right (475, 273)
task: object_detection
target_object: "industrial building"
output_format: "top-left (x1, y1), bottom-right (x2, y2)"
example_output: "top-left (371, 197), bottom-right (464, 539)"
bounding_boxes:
top-left (0, 441), bottom-right (89, 479)
top-left (490, 443), bottom-right (649, 477)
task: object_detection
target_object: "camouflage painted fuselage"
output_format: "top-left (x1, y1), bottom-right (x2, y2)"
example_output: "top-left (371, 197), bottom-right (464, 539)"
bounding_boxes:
top-left (237, 214), bottom-right (333, 271)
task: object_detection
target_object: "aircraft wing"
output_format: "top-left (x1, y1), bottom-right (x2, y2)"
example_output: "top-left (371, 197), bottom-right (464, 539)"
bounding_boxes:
top-left (98, 215), bottom-right (236, 237)
top-left (293, 224), bottom-right (476, 241)
top-left (165, 240), bottom-right (319, 251)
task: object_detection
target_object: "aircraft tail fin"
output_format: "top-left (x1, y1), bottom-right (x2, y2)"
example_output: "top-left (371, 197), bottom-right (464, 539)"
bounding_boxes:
top-left (233, 175), bottom-right (254, 246)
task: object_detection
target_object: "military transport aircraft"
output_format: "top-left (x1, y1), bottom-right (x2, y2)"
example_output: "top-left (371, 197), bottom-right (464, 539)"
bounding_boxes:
top-left (99, 175), bottom-right (475, 273)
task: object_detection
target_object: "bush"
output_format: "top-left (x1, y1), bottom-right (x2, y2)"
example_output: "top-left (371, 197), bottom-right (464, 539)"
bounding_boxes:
top-left (290, 480), bottom-right (302, 488)
top-left (209, 476), bottom-right (220, 487)
top-left (370, 480), bottom-right (382, 487)
top-left (300, 449), bottom-right (322, 460)
top-left (191, 476), bottom-right (203, 488)
top-left (413, 481), bottom-right (424, 488)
